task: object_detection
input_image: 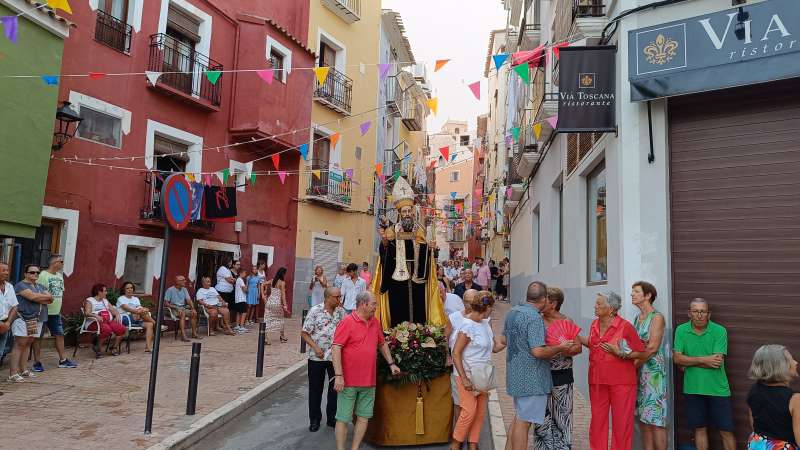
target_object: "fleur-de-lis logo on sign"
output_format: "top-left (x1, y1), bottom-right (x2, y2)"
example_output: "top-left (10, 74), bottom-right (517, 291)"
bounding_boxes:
top-left (643, 34), bottom-right (679, 65)
top-left (580, 74), bottom-right (594, 87)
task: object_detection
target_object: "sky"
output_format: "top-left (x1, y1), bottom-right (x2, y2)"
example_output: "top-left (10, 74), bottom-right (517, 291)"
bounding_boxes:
top-left (382, 0), bottom-right (507, 134)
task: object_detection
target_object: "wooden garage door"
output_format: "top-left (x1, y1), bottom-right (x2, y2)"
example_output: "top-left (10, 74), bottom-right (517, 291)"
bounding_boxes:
top-left (669, 77), bottom-right (800, 447)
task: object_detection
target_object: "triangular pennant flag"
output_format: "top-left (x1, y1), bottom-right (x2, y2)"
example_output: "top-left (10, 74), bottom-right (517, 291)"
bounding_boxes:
top-left (256, 69), bottom-right (274, 84)
top-left (506, 186), bottom-right (513, 199)
top-left (313, 66), bottom-right (330, 85)
top-left (492, 54), bottom-right (509, 70)
top-left (41, 75), bottom-right (58, 85)
top-left (450, 192), bottom-right (457, 199)
top-left (47, 0), bottom-right (72, 14)
top-left (205, 70), bottom-right (222, 85)
top-left (88, 72), bottom-right (106, 80)
top-left (215, 171), bottom-right (225, 184)
top-left (345, 168), bottom-right (354, 179)
top-left (278, 171), bottom-right (287, 184)
top-left (375, 162), bottom-right (383, 174)
top-left (427, 97), bottom-right (438, 115)
top-left (378, 174), bottom-right (386, 185)
top-left (329, 133), bottom-right (340, 149)
top-left (393, 170), bottom-right (401, 181)
top-left (222, 168), bottom-right (230, 184)
top-left (450, 154), bottom-right (456, 162)
top-left (378, 63), bottom-right (391, 80)
top-left (434, 59), bottom-right (450, 72)
top-left (145, 71), bottom-right (161, 85)
top-left (533, 123), bottom-right (542, 139)
top-left (513, 62), bottom-right (530, 84)
top-left (367, 196), bottom-right (372, 204)
top-left (546, 115), bottom-right (558, 129)
top-left (186, 173), bottom-right (195, 182)
top-left (271, 153), bottom-right (280, 170)
top-left (439, 146), bottom-right (449, 161)
top-left (203, 174), bottom-right (212, 186)
top-left (250, 173), bottom-right (257, 186)
top-left (298, 143), bottom-right (309, 160)
top-left (0, 16), bottom-right (18, 44)
top-left (312, 170), bottom-right (321, 179)
top-left (552, 42), bottom-right (570, 60)
top-left (468, 81), bottom-right (481, 100)
top-left (511, 127), bottom-right (520, 142)
top-left (360, 121), bottom-right (371, 136)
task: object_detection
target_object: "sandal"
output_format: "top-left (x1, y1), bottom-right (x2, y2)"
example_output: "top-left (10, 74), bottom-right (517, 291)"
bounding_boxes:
top-left (144, 348), bottom-right (152, 353)
top-left (111, 349), bottom-right (121, 356)
top-left (20, 370), bottom-right (36, 378)
top-left (7, 374), bottom-right (24, 383)
top-left (191, 335), bottom-right (202, 340)
top-left (280, 336), bottom-right (288, 343)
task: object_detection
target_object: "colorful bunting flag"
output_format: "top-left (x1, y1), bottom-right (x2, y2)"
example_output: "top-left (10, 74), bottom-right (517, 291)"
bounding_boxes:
top-left (375, 162), bottom-right (383, 174)
top-left (313, 67), bottom-right (330, 85)
top-left (271, 153), bottom-right (280, 170)
top-left (427, 97), bottom-right (438, 115)
top-left (145, 71), bottom-right (161, 85)
top-left (203, 174), bottom-right (212, 186)
top-left (205, 70), bottom-right (222, 85)
top-left (378, 63), bottom-right (391, 80)
top-left (468, 81), bottom-right (481, 100)
top-left (250, 173), bottom-right (257, 186)
top-left (506, 186), bottom-right (513, 199)
top-left (0, 16), bottom-right (18, 44)
top-left (278, 171), bottom-right (287, 184)
top-left (533, 123), bottom-right (542, 139)
top-left (393, 170), bottom-right (401, 181)
top-left (360, 121), bottom-right (371, 136)
top-left (513, 62), bottom-right (530, 84)
top-left (298, 143), bottom-right (309, 160)
top-left (367, 196), bottom-right (372, 204)
top-left (41, 75), bottom-right (58, 85)
top-left (451, 192), bottom-right (457, 199)
top-left (492, 54), bottom-right (509, 70)
top-left (552, 42), bottom-right (570, 60)
top-left (47, 0), bottom-right (72, 14)
top-left (450, 154), bottom-right (456, 162)
top-left (546, 115), bottom-right (558, 129)
top-left (434, 59), bottom-right (450, 72)
top-left (256, 69), bottom-right (274, 84)
top-left (330, 133), bottom-right (340, 149)
top-left (439, 146), bottom-right (449, 161)
top-left (312, 170), bottom-right (321, 179)
top-left (511, 127), bottom-right (520, 142)
top-left (379, 174), bottom-right (386, 185)
top-left (345, 168), bottom-right (354, 179)
top-left (88, 72), bottom-right (106, 79)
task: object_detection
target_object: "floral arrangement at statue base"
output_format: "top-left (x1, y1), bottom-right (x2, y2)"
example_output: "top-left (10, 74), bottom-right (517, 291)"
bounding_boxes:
top-left (367, 322), bottom-right (452, 446)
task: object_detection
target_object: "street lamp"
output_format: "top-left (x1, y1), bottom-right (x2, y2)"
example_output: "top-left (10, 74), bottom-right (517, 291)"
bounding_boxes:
top-left (52, 101), bottom-right (83, 151)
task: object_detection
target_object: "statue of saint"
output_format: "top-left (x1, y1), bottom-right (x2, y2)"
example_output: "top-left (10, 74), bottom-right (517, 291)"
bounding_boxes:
top-left (375, 177), bottom-right (445, 328)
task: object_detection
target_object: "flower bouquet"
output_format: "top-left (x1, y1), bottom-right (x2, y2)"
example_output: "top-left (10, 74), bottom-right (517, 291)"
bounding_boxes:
top-left (378, 321), bottom-right (449, 385)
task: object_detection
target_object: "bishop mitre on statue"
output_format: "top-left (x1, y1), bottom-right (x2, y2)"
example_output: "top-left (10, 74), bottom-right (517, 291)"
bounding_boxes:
top-left (377, 177), bottom-right (439, 327)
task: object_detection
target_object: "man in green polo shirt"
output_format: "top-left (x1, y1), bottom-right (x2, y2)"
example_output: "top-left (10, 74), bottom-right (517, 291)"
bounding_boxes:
top-left (673, 298), bottom-right (735, 450)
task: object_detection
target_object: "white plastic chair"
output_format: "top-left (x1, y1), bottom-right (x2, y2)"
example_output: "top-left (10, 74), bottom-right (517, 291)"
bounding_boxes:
top-left (73, 310), bottom-right (111, 358)
top-left (119, 313), bottom-right (144, 354)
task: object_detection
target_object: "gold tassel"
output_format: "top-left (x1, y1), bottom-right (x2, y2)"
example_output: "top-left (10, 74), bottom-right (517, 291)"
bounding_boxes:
top-left (415, 383), bottom-right (424, 435)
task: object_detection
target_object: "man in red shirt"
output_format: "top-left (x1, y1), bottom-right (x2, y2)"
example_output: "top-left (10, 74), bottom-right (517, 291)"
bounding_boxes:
top-left (332, 291), bottom-right (399, 450)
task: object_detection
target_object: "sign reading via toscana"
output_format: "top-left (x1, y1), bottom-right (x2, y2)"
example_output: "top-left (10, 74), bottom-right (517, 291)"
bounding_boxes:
top-left (557, 46), bottom-right (617, 133)
top-left (628, 0), bottom-right (800, 101)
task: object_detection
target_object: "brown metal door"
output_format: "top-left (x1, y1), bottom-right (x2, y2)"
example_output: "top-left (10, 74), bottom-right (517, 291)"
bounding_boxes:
top-left (669, 77), bottom-right (800, 447)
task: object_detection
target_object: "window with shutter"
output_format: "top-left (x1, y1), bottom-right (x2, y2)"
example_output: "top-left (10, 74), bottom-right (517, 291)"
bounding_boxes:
top-left (167, 5), bottom-right (201, 43)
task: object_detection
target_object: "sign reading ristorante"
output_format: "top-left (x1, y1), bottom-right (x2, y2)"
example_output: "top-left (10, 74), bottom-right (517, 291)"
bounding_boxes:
top-left (558, 46), bottom-right (617, 132)
top-left (628, 0), bottom-right (800, 101)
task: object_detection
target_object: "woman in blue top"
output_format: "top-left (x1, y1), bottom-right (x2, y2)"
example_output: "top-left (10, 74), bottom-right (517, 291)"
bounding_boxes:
top-left (245, 265), bottom-right (262, 325)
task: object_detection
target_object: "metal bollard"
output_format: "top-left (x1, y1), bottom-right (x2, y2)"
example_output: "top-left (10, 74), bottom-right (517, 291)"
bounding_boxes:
top-left (299, 309), bottom-right (308, 353)
top-left (186, 342), bottom-right (201, 415)
top-left (256, 322), bottom-right (266, 377)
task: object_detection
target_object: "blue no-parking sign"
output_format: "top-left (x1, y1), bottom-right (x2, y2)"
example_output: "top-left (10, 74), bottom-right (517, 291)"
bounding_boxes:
top-left (161, 174), bottom-right (193, 230)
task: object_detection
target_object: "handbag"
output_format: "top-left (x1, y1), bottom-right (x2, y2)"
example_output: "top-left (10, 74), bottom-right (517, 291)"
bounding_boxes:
top-left (465, 360), bottom-right (497, 393)
top-left (25, 304), bottom-right (43, 336)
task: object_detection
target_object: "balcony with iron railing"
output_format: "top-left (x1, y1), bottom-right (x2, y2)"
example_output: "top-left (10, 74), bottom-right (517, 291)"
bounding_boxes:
top-left (385, 75), bottom-right (401, 113)
top-left (95, 10), bottom-right (132, 54)
top-left (400, 97), bottom-right (424, 131)
top-left (447, 228), bottom-right (467, 243)
top-left (574, 0), bottom-right (605, 18)
top-left (306, 161), bottom-right (352, 208)
top-left (148, 33), bottom-right (223, 109)
top-left (313, 66), bottom-right (353, 115)
top-left (140, 171), bottom-right (214, 232)
top-left (321, 0), bottom-right (361, 24)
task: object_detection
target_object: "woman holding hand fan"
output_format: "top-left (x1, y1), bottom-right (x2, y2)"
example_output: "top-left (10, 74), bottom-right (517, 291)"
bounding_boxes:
top-left (631, 281), bottom-right (668, 450)
top-left (532, 287), bottom-right (583, 450)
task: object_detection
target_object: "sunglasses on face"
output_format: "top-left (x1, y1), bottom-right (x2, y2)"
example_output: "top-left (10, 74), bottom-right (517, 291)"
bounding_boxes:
top-left (27, 271), bottom-right (40, 275)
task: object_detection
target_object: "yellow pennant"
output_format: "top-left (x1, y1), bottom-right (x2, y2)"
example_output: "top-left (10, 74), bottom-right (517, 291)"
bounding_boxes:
top-left (185, 173), bottom-right (195, 182)
top-left (427, 97), bottom-right (438, 115)
top-left (488, 193), bottom-right (495, 204)
top-left (47, 0), bottom-right (72, 13)
top-left (312, 170), bottom-right (321, 179)
top-left (313, 67), bottom-right (330, 85)
top-left (533, 123), bottom-right (542, 139)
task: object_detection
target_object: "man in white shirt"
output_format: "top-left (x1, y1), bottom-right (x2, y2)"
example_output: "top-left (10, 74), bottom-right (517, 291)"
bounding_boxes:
top-left (333, 264), bottom-right (347, 289)
top-left (0, 262), bottom-right (19, 368)
top-left (196, 276), bottom-right (235, 336)
top-left (215, 259), bottom-right (239, 320)
top-left (340, 263), bottom-right (366, 314)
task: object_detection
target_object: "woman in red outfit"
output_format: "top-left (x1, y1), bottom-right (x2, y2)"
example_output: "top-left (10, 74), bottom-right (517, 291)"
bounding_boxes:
top-left (579, 291), bottom-right (646, 450)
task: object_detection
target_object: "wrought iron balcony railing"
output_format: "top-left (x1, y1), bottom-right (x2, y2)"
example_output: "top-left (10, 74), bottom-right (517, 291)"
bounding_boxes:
top-left (148, 33), bottom-right (223, 106)
top-left (306, 161), bottom-right (352, 208)
top-left (574, 0), bottom-right (605, 18)
top-left (140, 171), bottom-right (214, 231)
top-left (321, 0), bottom-right (361, 24)
top-left (95, 9), bottom-right (132, 54)
top-left (313, 66), bottom-right (353, 115)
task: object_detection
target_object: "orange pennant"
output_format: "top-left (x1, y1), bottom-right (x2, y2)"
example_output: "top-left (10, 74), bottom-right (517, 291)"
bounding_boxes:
top-left (375, 162), bottom-right (383, 174)
top-left (330, 133), bottom-right (340, 149)
top-left (271, 153), bottom-right (280, 170)
top-left (434, 59), bottom-right (450, 72)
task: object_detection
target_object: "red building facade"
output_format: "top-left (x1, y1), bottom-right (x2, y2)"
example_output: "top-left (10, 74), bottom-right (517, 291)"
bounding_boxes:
top-left (40, 0), bottom-right (314, 312)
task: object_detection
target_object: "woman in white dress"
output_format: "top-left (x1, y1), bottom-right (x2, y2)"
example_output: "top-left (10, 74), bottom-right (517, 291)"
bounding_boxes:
top-left (264, 267), bottom-right (288, 345)
top-left (308, 265), bottom-right (327, 308)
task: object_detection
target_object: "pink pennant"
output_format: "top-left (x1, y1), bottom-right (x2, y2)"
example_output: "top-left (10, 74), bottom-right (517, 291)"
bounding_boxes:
top-left (378, 63), bottom-right (391, 80)
top-left (256, 69), bottom-right (274, 85)
top-left (203, 174), bottom-right (212, 186)
top-left (367, 195), bottom-right (373, 204)
top-left (278, 171), bottom-right (287, 184)
top-left (546, 115), bottom-right (558, 129)
top-left (345, 168), bottom-right (354, 179)
top-left (468, 81), bottom-right (481, 100)
top-left (378, 173), bottom-right (386, 185)
top-left (506, 186), bottom-right (513, 199)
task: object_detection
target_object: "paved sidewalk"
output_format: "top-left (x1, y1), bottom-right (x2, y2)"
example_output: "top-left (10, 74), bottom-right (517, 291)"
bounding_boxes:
top-left (489, 301), bottom-right (590, 450)
top-left (0, 316), bottom-right (305, 449)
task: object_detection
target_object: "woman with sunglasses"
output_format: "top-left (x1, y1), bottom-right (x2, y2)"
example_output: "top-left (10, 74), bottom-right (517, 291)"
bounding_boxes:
top-left (8, 265), bottom-right (52, 382)
top-left (84, 283), bottom-right (126, 357)
top-left (116, 281), bottom-right (156, 352)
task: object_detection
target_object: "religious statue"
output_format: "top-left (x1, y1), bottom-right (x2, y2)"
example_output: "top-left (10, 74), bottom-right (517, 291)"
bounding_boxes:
top-left (374, 177), bottom-right (446, 328)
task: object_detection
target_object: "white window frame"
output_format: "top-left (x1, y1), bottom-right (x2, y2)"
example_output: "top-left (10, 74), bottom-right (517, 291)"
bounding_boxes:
top-left (157, 0), bottom-right (212, 98)
top-left (229, 160), bottom-right (253, 193)
top-left (450, 171), bottom-right (460, 182)
top-left (69, 91), bottom-right (131, 149)
top-left (145, 119), bottom-right (202, 173)
top-left (40, 206), bottom-right (79, 277)
top-left (251, 245), bottom-right (274, 268)
top-left (266, 36), bottom-right (292, 83)
top-left (317, 28), bottom-right (347, 72)
top-left (88, 0), bottom-right (144, 32)
top-left (188, 239), bottom-right (241, 283)
top-left (114, 235), bottom-right (165, 295)
top-left (312, 123), bottom-right (341, 167)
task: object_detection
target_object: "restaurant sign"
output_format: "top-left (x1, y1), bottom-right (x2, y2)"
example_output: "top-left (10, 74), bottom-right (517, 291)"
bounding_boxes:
top-left (628, 0), bottom-right (800, 101)
top-left (557, 46), bottom-right (617, 132)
